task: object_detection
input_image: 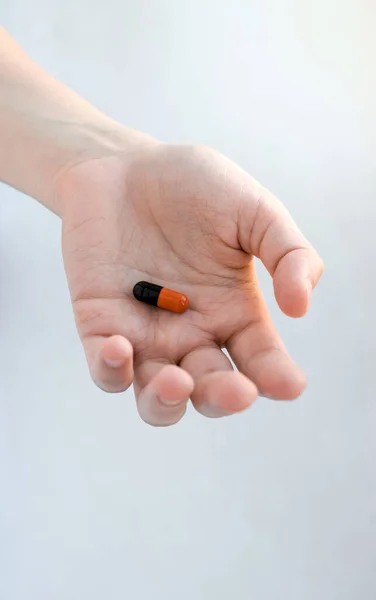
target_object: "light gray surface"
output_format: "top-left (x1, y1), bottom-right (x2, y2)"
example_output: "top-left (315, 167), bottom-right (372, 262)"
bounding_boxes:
top-left (0, 1), bottom-right (375, 599)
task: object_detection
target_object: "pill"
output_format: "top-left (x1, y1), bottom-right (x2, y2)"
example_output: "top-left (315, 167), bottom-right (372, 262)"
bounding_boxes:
top-left (133, 281), bottom-right (189, 313)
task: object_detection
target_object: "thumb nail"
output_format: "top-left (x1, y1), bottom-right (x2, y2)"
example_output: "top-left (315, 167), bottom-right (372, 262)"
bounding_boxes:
top-left (305, 279), bottom-right (312, 302)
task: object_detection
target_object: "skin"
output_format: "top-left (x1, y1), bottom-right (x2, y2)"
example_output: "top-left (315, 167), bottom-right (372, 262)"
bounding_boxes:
top-left (0, 28), bottom-right (324, 426)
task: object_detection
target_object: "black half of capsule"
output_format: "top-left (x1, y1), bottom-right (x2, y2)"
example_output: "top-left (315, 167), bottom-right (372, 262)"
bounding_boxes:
top-left (133, 281), bottom-right (162, 306)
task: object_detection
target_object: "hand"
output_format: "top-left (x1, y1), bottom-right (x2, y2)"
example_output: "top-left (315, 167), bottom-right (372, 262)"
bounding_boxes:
top-left (58, 135), bottom-right (323, 426)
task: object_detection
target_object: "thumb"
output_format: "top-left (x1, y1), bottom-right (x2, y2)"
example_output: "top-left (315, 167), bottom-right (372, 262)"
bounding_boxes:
top-left (239, 184), bottom-right (324, 318)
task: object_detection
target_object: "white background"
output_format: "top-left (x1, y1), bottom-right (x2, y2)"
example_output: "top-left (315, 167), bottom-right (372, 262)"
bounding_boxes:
top-left (1, 1), bottom-right (375, 599)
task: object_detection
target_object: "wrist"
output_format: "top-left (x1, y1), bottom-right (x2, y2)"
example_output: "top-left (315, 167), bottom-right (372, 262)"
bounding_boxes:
top-left (0, 28), bottom-right (156, 215)
top-left (47, 117), bottom-right (156, 217)
top-left (2, 101), bottom-right (155, 216)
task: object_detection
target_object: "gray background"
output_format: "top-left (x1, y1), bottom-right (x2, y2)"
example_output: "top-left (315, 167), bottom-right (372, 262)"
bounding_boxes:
top-left (1, 1), bottom-right (375, 599)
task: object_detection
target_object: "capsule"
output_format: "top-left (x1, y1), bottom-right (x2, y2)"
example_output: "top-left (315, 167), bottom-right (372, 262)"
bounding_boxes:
top-left (133, 281), bottom-right (189, 313)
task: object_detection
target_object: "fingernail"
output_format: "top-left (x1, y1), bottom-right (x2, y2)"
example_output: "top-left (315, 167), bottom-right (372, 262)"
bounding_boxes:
top-left (104, 357), bottom-right (125, 369)
top-left (261, 393), bottom-right (277, 400)
top-left (157, 395), bottom-right (185, 407)
top-left (305, 279), bottom-right (312, 302)
top-left (200, 405), bottom-right (236, 418)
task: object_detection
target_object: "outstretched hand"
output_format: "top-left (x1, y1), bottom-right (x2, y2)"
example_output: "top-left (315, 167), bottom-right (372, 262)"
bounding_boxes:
top-left (58, 139), bottom-right (323, 425)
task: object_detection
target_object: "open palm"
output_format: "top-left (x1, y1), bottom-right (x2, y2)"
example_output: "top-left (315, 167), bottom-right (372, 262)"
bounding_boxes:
top-left (59, 141), bottom-right (323, 425)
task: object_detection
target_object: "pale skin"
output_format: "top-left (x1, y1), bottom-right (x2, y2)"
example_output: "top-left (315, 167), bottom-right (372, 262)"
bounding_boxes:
top-left (0, 28), bottom-right (324, 426)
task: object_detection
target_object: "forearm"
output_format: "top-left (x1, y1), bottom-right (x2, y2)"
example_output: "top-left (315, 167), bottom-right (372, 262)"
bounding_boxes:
top-left (0, 27), bottom-right (146, 215)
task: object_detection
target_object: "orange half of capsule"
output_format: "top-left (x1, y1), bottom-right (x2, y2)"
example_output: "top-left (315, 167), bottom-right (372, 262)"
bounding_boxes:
top-left (157, 287), bottom-right (189, 313)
